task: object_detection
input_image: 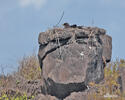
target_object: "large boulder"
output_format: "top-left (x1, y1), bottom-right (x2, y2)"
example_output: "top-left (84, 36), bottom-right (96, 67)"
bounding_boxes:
top-left (38, 26), bottom-right (112, 99)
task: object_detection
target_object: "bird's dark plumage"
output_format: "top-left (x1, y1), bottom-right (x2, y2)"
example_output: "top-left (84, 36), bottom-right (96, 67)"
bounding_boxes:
top-left (77, 26), bottom-right (83, 29)
top-left (70, 24), bottom-right (77, 28)
top-left (63, 23), bottom-right (83, 29)
top-left (63, 23), bottom-right (70, 28)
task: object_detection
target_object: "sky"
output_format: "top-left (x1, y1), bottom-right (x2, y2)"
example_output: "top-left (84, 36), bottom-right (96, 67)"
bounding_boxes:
top-left (0, 0), bottom-right (125, 74)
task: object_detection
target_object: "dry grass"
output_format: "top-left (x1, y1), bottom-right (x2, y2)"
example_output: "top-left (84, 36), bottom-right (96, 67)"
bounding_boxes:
top-left (0, 75), bottom-right (11, 90)
top-left (18, 53), bottom-right (41, 80)
top-left (0, 53), bottom-right (41, 99)
top-left (88, 59), bottom-right (125, 100)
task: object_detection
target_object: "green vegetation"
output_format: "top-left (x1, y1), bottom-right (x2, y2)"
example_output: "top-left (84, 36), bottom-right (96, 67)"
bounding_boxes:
top-left (0, 92), bottom-right (34, 100)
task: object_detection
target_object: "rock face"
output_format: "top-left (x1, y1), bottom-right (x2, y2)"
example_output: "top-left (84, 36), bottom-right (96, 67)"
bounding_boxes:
top-left (38, 26), bottom-right (112, 99)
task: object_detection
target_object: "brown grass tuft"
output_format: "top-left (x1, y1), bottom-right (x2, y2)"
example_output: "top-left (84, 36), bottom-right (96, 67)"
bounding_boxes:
top-left (18, 54), bottom-right (41, 80)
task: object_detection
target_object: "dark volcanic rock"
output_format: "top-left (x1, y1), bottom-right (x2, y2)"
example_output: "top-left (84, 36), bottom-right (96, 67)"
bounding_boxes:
top-left (38, 26), bottom-right (112, 99)
top-left (41, 78), bottom-right (87, 100)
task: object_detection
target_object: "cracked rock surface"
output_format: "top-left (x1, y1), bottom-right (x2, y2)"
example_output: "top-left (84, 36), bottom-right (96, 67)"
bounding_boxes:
top-left (38, 26), bottom-right (112, 99)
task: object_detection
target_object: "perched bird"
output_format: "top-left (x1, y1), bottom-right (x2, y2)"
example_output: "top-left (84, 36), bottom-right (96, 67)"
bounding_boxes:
top-left (63, 23), bottom-right (70, 28)
top-left (70, 24), bottom-right (77, 28)
top-left (77, 26), bottom-right (83, 29)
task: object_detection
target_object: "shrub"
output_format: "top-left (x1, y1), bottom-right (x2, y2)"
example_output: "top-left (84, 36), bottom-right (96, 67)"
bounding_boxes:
top-left (0, 75), bottom-right (14, 91)
top-left (88, 60), bottom-right (125, 100)
top-left (18, 54), bottom-right (41, 80)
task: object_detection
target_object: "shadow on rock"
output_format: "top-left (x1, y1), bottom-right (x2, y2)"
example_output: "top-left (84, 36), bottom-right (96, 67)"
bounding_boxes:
top-left (41, 78), bottom-right (88, 100)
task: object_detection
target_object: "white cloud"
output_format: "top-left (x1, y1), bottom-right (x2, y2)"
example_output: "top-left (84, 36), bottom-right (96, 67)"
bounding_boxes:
top-left (19, 0), bottom-right (47, 9)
